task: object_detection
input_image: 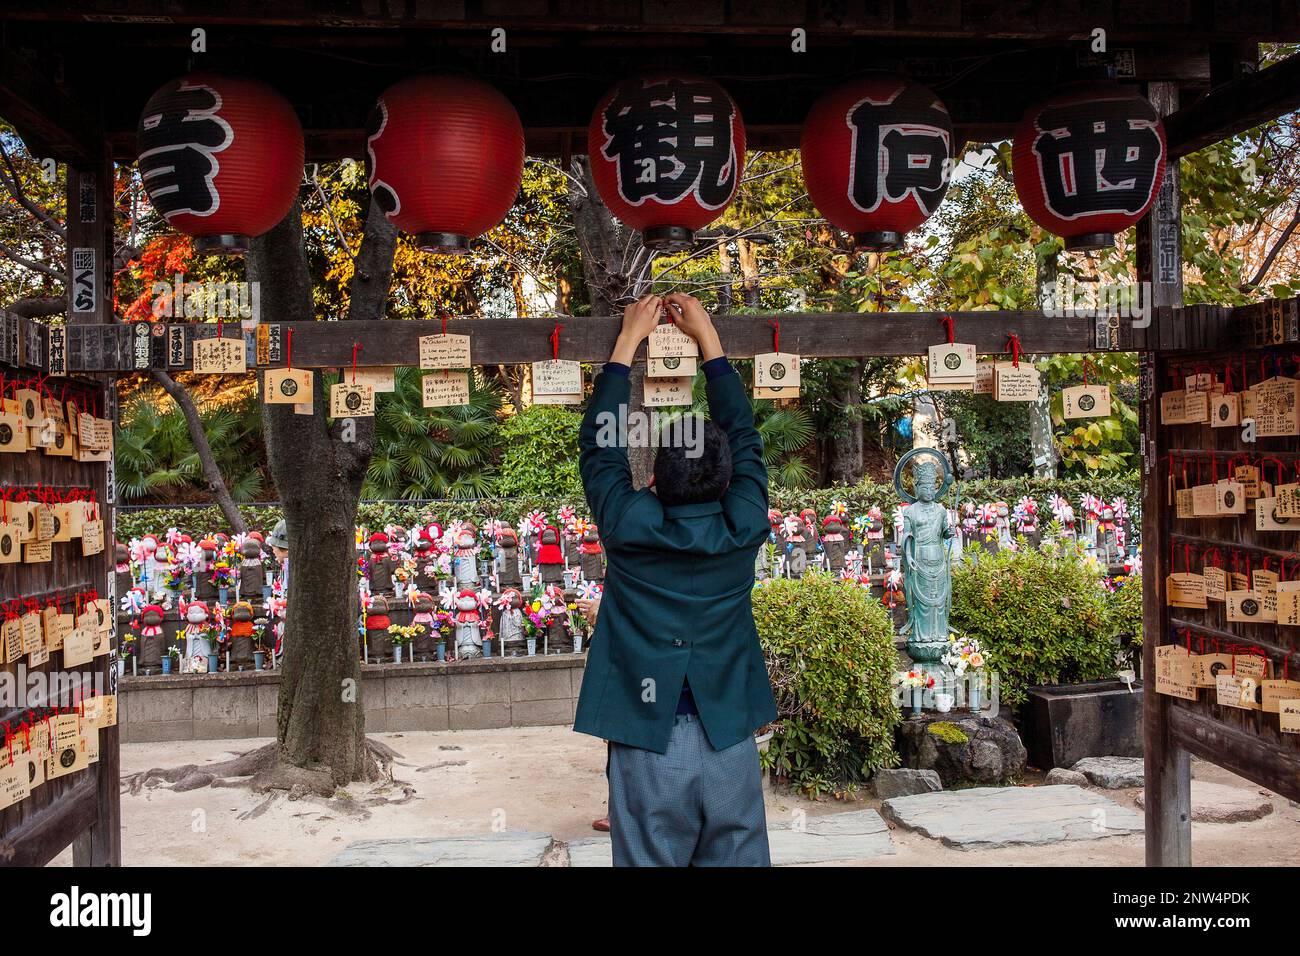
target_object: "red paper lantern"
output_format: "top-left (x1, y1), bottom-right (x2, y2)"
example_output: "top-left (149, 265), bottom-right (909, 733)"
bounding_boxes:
top-left (801, 74), bottom-right (954, 252)
top-left (367, 74), bottom-right (524, 254)
top-left (587, 74), bottom-right (745, 251)
top-left (1013, 83), bottom-right (1166, 251)
top-left (137, 73), bottom-right (304, 255)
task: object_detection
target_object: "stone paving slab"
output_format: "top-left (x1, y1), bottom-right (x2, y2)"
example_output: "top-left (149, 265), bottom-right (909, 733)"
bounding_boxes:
top-left (329, 832), bottom-right (553, 866)
top-left (1136, 781), bottom-right (1274, 823)
top-left (767, 809), bottom-right (896, 864)
top-left (880, 785), bottom-right (1143, 849)
top-left (567, 809), bottom-right (895, 866)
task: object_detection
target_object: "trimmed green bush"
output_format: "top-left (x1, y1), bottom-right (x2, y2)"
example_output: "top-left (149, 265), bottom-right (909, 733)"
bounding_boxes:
top-left (493, 405), bottom-right (585, 500)
top-left (753, 571), bottom-right (900, 797)
top-left (950, 541), bottom-right (1122, 708)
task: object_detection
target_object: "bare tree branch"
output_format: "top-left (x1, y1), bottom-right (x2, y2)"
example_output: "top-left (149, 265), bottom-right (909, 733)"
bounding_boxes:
top-left (0, 240), bottom-right (65, 280)
top-left (1244, 201), bottom-right (1300, 290)
top-left (151, 369), bottom-right (249, 533)
top-left (0, 139), bottom-right (67, 239)
top-left (7, 295), bottom-right (66, 317)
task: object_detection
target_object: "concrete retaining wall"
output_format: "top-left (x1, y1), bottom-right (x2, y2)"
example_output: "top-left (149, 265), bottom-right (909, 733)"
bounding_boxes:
top-left (119, 654), bottom-right (586, 743)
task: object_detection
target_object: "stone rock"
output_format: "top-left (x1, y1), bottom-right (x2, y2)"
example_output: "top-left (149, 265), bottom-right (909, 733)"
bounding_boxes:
top-left (766, 809), bottom-right (896, 865)
top-left (896, 713), bottom-right (1027, 788)
top-left (1136, 782), bottom-right (1274, 823)
top-left (1072, 755), bottom-right (1144, 789)
top-left (880, 785), bottom-right (1144, 849)
top-left (1045, 768), bottom-right (1088, 787)
top-left (329, 832), bottom-right (553, 866)
top-left (872, 768), bottom-right (943, 799)
top-left (567, 810), bottom-right (897, 866)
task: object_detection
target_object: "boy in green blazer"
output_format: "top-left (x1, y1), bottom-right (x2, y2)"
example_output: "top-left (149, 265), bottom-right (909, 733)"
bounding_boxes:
top-left (575, 292), bottom-right (776, 867)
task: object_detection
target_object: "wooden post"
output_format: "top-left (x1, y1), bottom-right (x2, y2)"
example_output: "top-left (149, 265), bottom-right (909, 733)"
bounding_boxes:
top-left (65, 149), bottom-right (121, 867)
top-left (1136, 81), bottom-right (1191, 868)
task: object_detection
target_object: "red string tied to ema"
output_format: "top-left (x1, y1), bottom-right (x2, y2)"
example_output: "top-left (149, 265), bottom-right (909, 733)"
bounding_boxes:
top-left (550, 323), bottom-right (564, 361)
top-left (350, 342), bottom-right (362, 384)
top-left (1004, 333), bottom-right (1023, 368)
top-left (768, 320), bottom-right (781, 353)
top-left (939, 314), bottom-right (955, 345)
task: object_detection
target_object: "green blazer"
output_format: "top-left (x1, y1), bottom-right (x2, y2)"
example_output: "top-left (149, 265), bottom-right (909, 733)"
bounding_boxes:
top-left (574, 366), bottom-right (777, 754)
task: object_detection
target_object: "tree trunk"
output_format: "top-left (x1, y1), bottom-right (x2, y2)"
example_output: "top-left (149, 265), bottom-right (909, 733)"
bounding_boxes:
top-left (247, 197), bottom-right (396, 786)
top-left (717, 241), bottom-right (735, 314)
top-left (150, 370), bottom-right (248, 533)
top-left (1029, 253), bottom-right (1060, 478)
top-left (825, 360), bottom-right (866, 485)
top-left (736, 237), bottom-right (761, 307)
top-left (567, 157), bottom-right (655, 484)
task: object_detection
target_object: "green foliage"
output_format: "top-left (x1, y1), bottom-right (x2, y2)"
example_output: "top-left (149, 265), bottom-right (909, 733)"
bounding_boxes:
top-left (752, 572), bottom-right (900, 797)
top-left (950, 542), bottom-right (1125, 708)
top-left (493, 404), bottom-right (586, 499)
top-left (927, 392), bottom-right (1033, 477)
top-left (114, 386), bottom-right (265, 503)
top-left (1040, 353), bottom-right (1141, 473)
top-left (363, 367), bottom-right (502, 499)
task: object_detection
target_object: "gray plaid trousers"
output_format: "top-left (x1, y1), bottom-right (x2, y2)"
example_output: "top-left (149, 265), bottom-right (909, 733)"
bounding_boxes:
top-left (607, 714), bottom-right (770, 867)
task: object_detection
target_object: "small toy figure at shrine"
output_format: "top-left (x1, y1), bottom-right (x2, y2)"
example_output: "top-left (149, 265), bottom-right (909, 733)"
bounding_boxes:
top-left (114, 541), bottom-right (134, 604)
top-left (799, 507), bottom-right (820, 563)
top-left (237, 537), bottom-right (266, 602)
top-left (540, 584), bottom-right (573, 654)
top-left (452, 588), bottom-right (487, 659)
top-left (768, 509), bottom-right (785, 547)
top-left (976, 504), bottom-right (1000, 555)
top-left (189, 538), bottom-right (218, 598)
top-left (494, 527), bottom-right (522, 589)
top-left (364, 595), bottom-right (393, 662)
top-left (782, 515), bottom-right (807, 579)
top-left (860, 506), bottom-right (888, 571)
top-left (366, 532), bottom-right (398, 595)
top-left (1097, 505), bottom-right (1120, 565)
top-left (452, 523), bottom-right (479, 589)
top-left (559, 507), bottom-right (580, 568)
top-left (994, 501), bottom-right (1011, 547)
top-left (1013, 496), bottom-right (1041, 549)
top-left (180, 599), bottom-right (217, 673)
top-left (821, 514), bottom-right (849, 571)
top-left (579, 523), bottom-right (604, 583)
top-left (149, 543), bottom-right (177, 598)
top-left (537, 525), bottom-right (566, 585)
top-left (408, 590), bottom-right (438, 661)
top-left (136, 602), bottom-right (167, 675)
top-left (495, 588), bottom-right (527, 656)
top-left (411, 529), bottom-right (440, 593)
top-left (227, 601), bottom-right (257, 670)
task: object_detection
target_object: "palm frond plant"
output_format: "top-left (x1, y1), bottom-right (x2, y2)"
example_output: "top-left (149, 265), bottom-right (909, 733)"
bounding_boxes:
top-left (363, 366), bottom-right (503, 499)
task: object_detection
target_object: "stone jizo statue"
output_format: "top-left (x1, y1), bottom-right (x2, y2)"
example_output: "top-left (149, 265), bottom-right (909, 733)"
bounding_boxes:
top-left (894, 448), bottom-right (955, 664)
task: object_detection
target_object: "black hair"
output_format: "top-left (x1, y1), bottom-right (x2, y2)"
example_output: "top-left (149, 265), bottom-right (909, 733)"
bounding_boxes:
top-left (652, 416), bottom-right (732, 506)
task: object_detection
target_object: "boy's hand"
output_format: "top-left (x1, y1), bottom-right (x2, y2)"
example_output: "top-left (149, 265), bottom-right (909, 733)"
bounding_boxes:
top-left (576, 597), bottom-right (601, 627)
top-left (610, 294), bottom-right (663, 364)
top-left (664, 293), bottom-right (723, 360)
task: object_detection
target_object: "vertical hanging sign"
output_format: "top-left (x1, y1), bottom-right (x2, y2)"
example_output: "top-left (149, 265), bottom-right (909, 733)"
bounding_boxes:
top-left (71, 248), bottom-right (96, 314)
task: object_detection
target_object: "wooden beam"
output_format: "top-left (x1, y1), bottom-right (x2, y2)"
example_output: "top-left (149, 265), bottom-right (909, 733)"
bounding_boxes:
top-left (1169, 707), bottom-right (1300, 803)
top-left (1165, 50), bottom-right (1300, 158)
top-left (0, 46), bottom-right (102, 164)
top-left (45, 311), bottom-right (1117, 373)
top-left (1137, 81), bottom-right (1192, 868)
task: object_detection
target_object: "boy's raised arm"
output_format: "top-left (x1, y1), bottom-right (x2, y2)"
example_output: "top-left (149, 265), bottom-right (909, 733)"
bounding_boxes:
top-left (663, 295), bottom-right (768, 538)
top-left (579, 295), bottom-right (663, 538)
